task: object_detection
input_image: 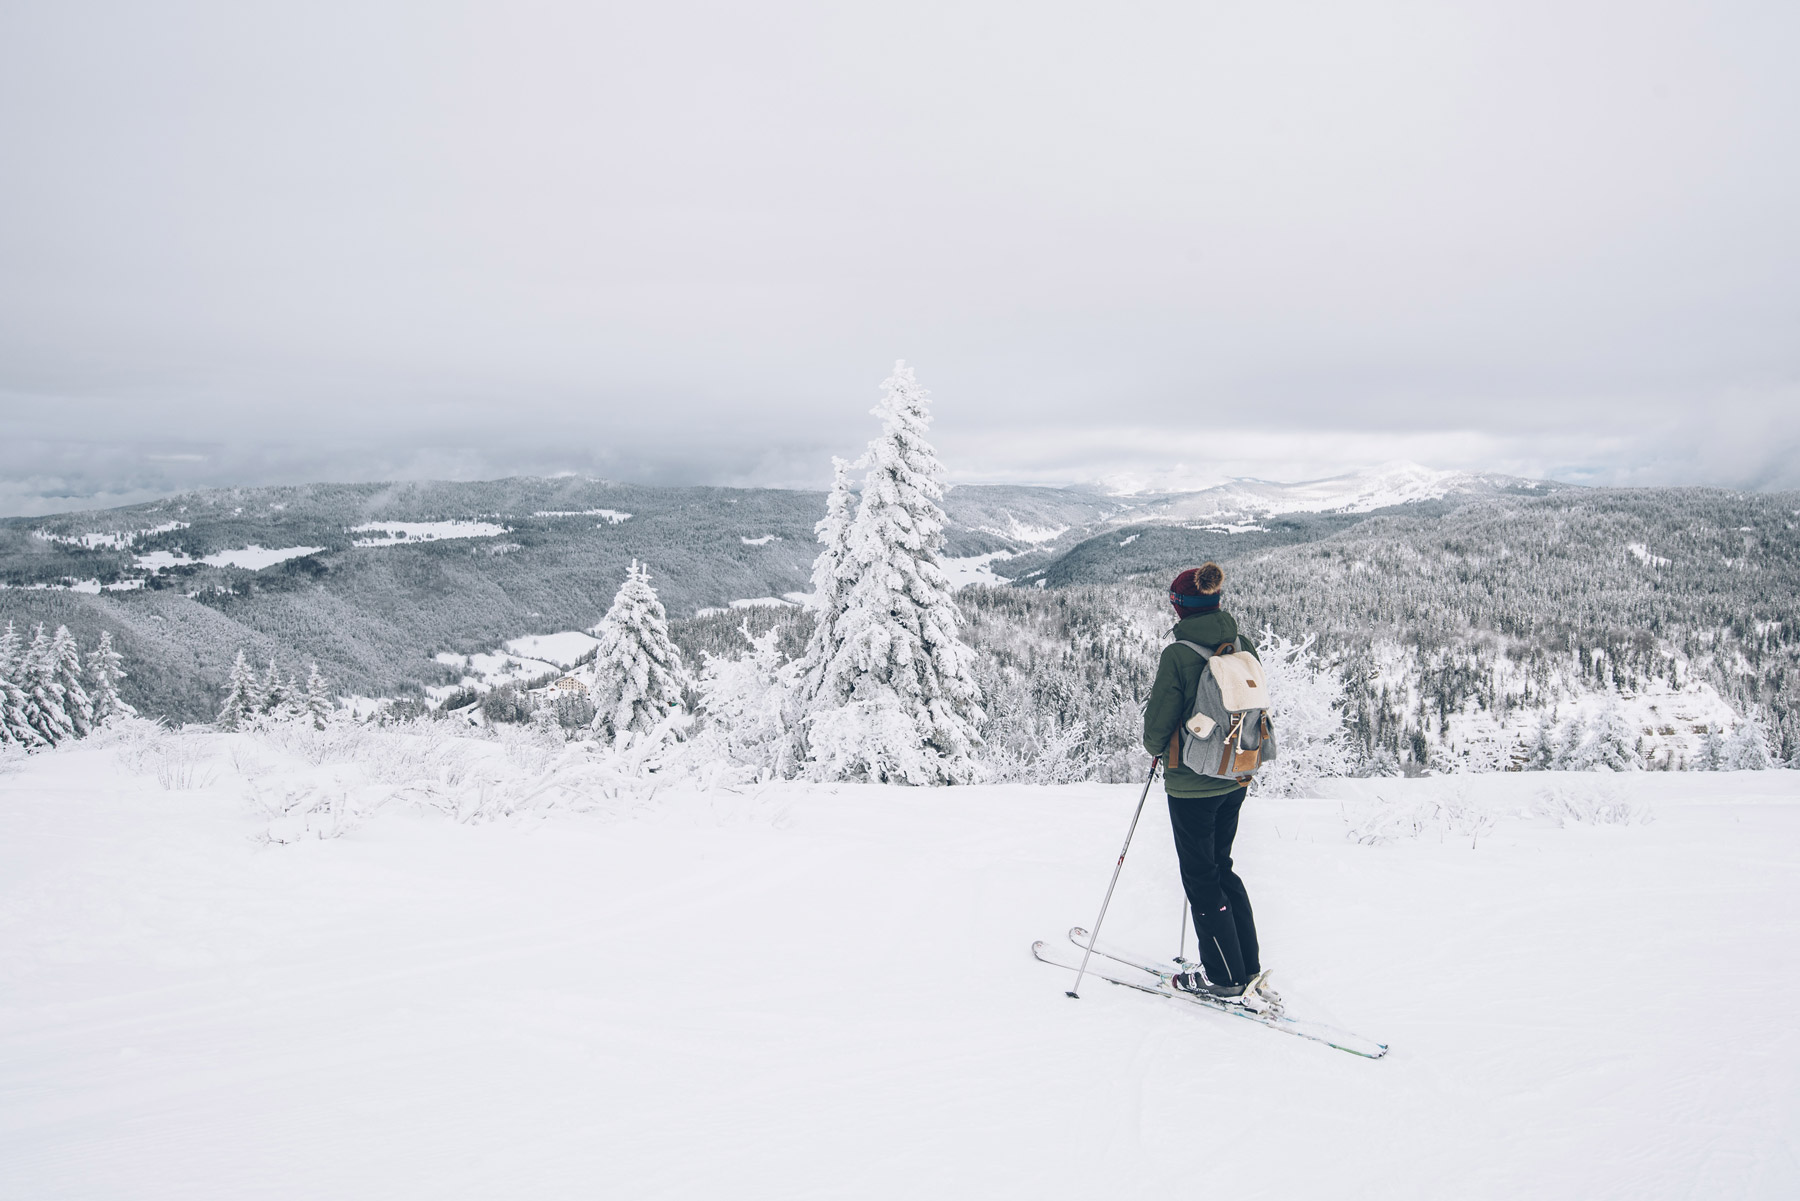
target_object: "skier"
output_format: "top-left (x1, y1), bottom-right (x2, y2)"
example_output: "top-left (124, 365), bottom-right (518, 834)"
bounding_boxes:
top-left (1142, 563), bottom-right (1279, 1010)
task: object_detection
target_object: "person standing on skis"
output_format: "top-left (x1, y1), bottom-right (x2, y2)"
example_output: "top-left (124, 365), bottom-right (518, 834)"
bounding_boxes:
top-left (1142, 563), bottom-right (1278, 1009)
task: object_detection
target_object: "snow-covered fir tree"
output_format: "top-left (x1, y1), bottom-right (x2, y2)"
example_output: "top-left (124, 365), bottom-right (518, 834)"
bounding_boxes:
top-left (697, 623), bottom-right (795, 782)
top-left (19, 625), bottom-right (74, 745)
top-left (1554, 713), bottom-right (1591, 770)
top-left (1524, 715), bottom-right (1558, 771)
top-left (49, 625), bottom-right (92, 739)
top-left (260, 659), bottom-right (297, 724)
top-left (0, 673), bottom-right (32, 747)
top-left (84, 630), bottom-right (133, 724)
top-left (805, 362), bottom-right (984, 785)
top-left (218, 651), bottom-right (262, 730)
top-left (302, 663), bottom-right (334, 730)
top-left (586, 560), bottom-right (692, 755)
top-left (0, 656), bottom-right (35, 748)
top-left (0, 621), bottom-right (35, 748)
top-left (1586, 699), bottom-right (1644, 772)
top-left (791, 455), bottom-right (860, 724)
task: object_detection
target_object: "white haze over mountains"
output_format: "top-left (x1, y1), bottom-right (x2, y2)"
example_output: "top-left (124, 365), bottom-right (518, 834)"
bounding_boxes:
top-left (2, 2), bottom-right (1798, 515)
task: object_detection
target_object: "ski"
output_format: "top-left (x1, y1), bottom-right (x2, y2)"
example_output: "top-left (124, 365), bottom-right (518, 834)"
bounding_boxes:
top-left (1067, 925), bottom-right (1283, 1015)
top-left (1034, 939), bottom-right (1389, 1059)
top-left (1067, 925), bottom-right (1184, 983)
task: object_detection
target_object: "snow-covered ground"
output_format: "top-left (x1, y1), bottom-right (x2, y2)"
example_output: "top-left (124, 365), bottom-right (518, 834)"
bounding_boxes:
top-left (500, 631), bottom-right (599, 669)
top-left (3, 733), bottom-right (1797, 1200)
top-left (531, 509), bottom-right (631, 524)
top-left (939, 550), bottom-right (1017, 588)
top-left (428, 631), bottom-right (600, 698)
top-left (350, 521), bottom-right (510, 546)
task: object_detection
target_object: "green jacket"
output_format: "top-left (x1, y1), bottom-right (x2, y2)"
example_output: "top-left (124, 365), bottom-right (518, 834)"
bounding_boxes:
top-left (1142, 611), bottom-right (1260, 798)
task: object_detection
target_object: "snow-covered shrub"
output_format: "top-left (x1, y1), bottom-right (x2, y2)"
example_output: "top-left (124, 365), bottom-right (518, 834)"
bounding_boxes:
top-left (119, 729), bottom-right (218, 791)
top-left (1533, 781), bottom-right (1654, 826)
top-left (695, 623), bottom-right (795, 784)
top-left (251, 782), bottom-right (382, 843)
top-left (1726, 711), bottom-right (1775, 770)
top-left (1252, 626), bottom-right (1355, 797)
top-left (1342, 785), bottom-right (1498, 849)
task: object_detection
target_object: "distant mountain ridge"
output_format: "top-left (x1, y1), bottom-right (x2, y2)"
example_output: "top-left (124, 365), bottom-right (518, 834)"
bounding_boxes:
top-left (1096, 461), bottom-right (1569, 520)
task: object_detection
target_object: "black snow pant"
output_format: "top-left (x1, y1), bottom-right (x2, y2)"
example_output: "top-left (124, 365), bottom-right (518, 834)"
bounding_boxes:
top-left (1168, 788), bottom-right (1260, 987)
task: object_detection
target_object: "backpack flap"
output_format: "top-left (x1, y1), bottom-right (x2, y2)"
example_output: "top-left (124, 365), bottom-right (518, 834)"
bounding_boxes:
top-left (1208, 651), bottom-right (1267, 711)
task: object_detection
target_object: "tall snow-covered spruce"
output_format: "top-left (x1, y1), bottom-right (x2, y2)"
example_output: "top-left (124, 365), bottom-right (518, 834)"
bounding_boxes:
top-left (804, 362), bottom-right (984, 785)
top-left (586, 560), bottom-right (693, 756)
top-left (218, 651), bottom-right (262, 731)
top-left (791, 455), bottom-right (859, 722)
top-left (84, 630), bottom-right (133, 725)
top-left (0, 620), bottom-right (38, 748)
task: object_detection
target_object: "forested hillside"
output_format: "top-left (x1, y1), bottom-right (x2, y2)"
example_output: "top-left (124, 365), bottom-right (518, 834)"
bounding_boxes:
top-left (4, 477), bottom-right (1794, 771)
top-left (0, 478), bottom-right (1130, 720)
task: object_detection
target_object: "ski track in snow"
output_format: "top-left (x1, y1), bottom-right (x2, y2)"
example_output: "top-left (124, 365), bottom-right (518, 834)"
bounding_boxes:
top-left (2, 745), bottom-right (1798, 1200)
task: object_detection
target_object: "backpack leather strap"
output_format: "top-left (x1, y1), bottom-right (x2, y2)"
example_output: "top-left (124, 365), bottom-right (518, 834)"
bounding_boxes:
top-left (1174, 639), bottom-right (1234, 659)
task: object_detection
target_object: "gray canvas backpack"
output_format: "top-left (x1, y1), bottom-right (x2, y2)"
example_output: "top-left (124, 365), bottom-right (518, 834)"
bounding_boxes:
top-left (1174, 639), bottom-right (1277, 782)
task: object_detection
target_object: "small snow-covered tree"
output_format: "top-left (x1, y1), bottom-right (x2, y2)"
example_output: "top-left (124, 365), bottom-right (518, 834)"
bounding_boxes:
top-left (0, 620), bottom-right (19, 678)
top-left (259, 660), bottom-right (298, 724)
top-left (302, 663), bottom-right (334, 729)
top-left (1252, 626), bottom-right (1355, 796)
top-left (1555, 713), bottom-right (1592, 770)
top-left (84, 630), bottom-right (134, 724)
top-left (697, 623), bottom-right (795, 782)
top-left (1587, 699), bottom-right (1643, 772)
top-left (1694, 724), bottom-right (1726, 770)
top-left (1726, 711), bottom-right (1775, 770)
top-left (805, 363), bottom-right (984, 785)
top-left (1523, 715), bottom-right (1558, 771)
top-left (791, 455), bottom-right (860, 725)
top-left (49, 626), bottom-right (92, 738)
top-left (587, 560), bottom-right (693, 756)
top-left (19, 625), bottom-right (74, 745)
top-left (218, 650), bottom-right (262, 730)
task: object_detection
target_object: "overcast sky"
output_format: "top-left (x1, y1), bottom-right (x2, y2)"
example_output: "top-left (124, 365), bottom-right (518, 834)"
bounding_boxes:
top-left (2, 1), bottom-right (1796, 515)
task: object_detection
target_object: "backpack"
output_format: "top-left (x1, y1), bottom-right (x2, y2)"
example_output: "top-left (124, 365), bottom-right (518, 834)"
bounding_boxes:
top-left (1172, 639), bottom-right (1277, 783)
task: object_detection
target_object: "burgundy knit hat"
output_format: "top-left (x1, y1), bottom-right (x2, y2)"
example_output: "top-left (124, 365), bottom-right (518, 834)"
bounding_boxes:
top-left (1169, 563), bottom-right (1224, 613)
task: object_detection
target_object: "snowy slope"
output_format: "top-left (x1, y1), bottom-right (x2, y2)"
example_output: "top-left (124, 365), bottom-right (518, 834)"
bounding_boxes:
top-left (2, 732), bottom-right (1796, 1200)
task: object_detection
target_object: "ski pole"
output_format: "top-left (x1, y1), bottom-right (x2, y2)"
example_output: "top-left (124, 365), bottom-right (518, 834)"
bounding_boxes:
top-left (1067, 757), bottom-right (1160, 999)
top-left (1178, 899), bottom-right (1188, 966)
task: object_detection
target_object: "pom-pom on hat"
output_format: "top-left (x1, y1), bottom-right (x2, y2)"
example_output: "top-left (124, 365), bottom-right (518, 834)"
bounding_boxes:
top-left (1169, 563), bottom-right (1224, 613)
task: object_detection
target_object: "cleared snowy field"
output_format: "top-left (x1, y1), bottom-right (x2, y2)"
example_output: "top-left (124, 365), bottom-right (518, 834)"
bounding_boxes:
top-left (2, 734), bottom-right (1797, 1200)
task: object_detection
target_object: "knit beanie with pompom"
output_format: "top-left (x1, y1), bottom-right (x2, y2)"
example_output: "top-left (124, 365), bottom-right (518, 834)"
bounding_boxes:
top-left (1169, 563), bottom-right (1224, 614)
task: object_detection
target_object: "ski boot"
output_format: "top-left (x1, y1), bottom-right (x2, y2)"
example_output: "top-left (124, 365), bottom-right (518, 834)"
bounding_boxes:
top-left (1171, 970), bottom-right (1248, 1003)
